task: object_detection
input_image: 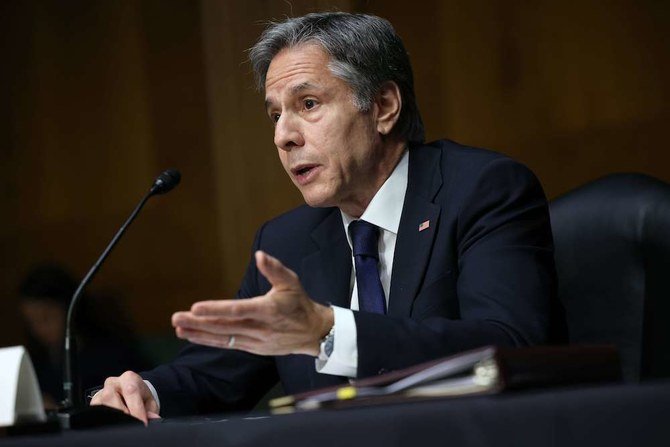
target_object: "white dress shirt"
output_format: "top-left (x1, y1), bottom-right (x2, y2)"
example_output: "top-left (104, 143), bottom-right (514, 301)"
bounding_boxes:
top-left (315, 150), bottom-right (409, 377)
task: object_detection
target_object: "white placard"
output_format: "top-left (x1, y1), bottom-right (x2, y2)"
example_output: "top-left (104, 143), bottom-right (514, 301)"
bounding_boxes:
top-left (0, 346), bottom-right (46, 427)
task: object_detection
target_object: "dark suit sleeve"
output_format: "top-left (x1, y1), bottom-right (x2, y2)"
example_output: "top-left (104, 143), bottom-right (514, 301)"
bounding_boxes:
top-left (140, 226), bottom-right (279, 417)
top-left (354, 158), bottom-right (557, 378)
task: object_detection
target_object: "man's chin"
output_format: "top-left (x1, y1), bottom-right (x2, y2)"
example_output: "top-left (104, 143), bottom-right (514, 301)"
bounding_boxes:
top-left (300, 192), bottom-right (336, 209)
top-left (303, 200), bottom-right (337, 209)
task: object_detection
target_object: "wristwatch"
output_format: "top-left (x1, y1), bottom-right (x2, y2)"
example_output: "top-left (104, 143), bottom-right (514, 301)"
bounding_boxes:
top-left (318, 325), bottom-right (336, 360)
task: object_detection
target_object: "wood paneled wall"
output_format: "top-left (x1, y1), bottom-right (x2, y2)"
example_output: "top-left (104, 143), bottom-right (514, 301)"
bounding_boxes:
top-left (365, 0), bottom-right (670, 196)
top-left (1, 0), bottom-right (668, 346)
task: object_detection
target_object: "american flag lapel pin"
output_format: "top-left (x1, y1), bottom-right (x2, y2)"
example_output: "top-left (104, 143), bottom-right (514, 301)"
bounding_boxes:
top-left (419, 220), bottom-right (430, 232)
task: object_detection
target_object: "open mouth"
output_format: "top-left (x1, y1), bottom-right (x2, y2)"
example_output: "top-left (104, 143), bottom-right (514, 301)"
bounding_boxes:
top-left (292, 164), bottom-right (318, 177)
top-left (291, 164), bottom-right (320, 184)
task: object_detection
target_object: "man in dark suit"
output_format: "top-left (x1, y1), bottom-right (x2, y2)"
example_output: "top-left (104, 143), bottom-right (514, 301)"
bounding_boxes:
top-left (91, 12), bottom-right (556, 423)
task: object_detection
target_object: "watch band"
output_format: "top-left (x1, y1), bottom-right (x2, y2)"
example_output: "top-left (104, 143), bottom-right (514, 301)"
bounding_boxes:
top-left (318, 325), bottom-right (336, 360)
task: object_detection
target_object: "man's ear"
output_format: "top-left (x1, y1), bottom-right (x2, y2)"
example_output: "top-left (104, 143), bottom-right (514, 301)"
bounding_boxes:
top-left (374, 81), bottom-right (402, 136)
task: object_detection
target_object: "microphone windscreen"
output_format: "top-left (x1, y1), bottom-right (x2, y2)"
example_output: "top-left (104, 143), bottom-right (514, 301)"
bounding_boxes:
top-left (152, 169), bottom-right (181, 195)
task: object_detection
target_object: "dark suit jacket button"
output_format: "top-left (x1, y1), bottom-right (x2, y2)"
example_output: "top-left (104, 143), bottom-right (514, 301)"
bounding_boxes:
top-left (378, 368), bottom-right (388, 375)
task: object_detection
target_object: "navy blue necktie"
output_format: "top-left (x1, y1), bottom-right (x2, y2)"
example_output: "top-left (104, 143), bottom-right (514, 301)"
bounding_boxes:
top-left (349, 220), bottom-right (387, 314)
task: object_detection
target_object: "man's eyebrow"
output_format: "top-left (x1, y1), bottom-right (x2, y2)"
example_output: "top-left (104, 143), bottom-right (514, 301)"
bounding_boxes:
top-left (289, 82), bottom-right (318, 95)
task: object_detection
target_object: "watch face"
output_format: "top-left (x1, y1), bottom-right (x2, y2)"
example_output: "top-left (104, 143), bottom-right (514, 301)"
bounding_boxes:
top-left (324, 333), bottom-right (335, 357)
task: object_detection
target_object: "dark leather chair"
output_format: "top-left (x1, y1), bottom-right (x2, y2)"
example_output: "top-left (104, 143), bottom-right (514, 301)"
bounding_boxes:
top-left (550, 173), bottom-right (670, 382)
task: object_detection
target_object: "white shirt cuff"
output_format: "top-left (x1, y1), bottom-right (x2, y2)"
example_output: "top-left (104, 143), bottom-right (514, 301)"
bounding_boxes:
top-left (315, 306), bottom-right (358, 378)
top-left (144, 379), bottom-right (161, 413)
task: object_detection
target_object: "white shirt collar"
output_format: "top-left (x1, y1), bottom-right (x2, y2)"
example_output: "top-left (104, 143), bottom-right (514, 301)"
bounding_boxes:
top-left (340, 150), bottom-right (409, 237)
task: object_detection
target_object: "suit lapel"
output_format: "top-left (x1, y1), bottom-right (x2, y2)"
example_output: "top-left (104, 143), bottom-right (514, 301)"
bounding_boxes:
top-left (301, 209), bottom-right (352, 309)
top-left (387, 146), bottom-right (443, 317)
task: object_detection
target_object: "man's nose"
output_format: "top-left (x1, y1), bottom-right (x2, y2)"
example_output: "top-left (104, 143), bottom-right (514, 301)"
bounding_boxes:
top-left (274, 114), bottom-right (304, 151)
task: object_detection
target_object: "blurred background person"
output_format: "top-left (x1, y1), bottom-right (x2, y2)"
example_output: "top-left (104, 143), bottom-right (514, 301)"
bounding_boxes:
top-left (18, 263), bottom-right (150, 409)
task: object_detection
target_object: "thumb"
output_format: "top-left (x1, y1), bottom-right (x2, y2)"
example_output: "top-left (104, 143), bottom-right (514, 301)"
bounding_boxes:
top-left (255, 251), bottom-right (300, 290)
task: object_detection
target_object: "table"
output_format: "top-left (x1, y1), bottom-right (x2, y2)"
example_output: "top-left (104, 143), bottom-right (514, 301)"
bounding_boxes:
top-left (2, 381), bottom-right (669, 447)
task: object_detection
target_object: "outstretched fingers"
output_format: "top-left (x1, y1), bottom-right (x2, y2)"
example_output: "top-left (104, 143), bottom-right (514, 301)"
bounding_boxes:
top-left (188, 296), bottom-right (270, 320)
top-left (254, 250), bottom-right (301, 291)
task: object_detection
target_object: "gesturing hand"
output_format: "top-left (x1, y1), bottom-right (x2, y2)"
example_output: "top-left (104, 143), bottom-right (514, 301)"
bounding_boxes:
top-left (172, 251), bottom-right (334, 356)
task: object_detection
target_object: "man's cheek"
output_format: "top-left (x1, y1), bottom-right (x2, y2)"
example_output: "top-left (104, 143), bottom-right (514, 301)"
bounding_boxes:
top-left (278, 153), bottom-right (291, 173)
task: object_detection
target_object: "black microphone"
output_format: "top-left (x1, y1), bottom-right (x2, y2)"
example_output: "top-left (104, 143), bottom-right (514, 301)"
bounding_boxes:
top-left (150, 168), bottom-right (181, 195)
top-left (59, 169), bottom-right (181, 428)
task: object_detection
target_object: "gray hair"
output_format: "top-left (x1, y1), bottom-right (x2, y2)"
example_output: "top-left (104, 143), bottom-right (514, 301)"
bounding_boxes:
top-left (249, 12), bottom-right (425, 144)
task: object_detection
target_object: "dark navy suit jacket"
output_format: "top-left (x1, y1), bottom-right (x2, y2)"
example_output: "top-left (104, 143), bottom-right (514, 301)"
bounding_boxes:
top-left (142, 140), bottom-right (558, 417)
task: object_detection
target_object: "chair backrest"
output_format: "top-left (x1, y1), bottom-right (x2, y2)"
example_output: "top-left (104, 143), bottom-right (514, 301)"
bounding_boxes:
top-left (550, 173), bottom-right (670, 382)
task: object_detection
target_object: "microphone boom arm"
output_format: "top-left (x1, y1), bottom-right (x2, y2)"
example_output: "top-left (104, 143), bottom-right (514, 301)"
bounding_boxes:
top-left (62, 169), bottom-right (180, 409)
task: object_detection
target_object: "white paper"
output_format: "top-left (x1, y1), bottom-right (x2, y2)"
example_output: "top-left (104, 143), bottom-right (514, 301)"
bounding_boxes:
top-left (0, 346), bottom-right (46, 427)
